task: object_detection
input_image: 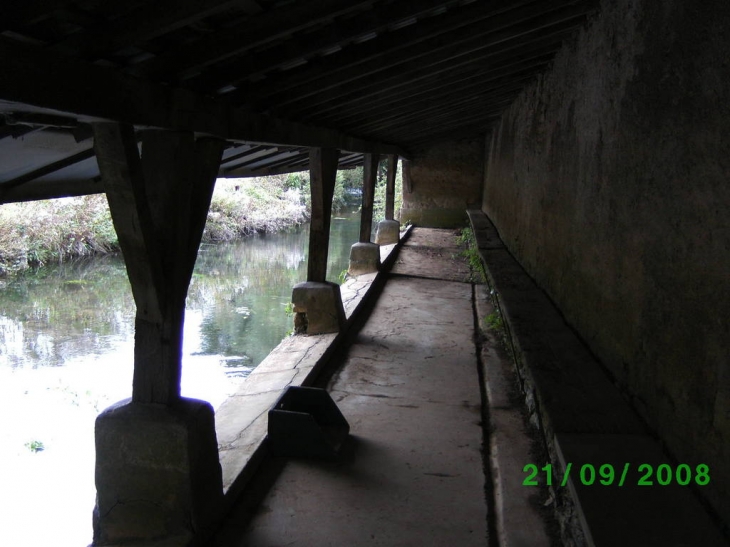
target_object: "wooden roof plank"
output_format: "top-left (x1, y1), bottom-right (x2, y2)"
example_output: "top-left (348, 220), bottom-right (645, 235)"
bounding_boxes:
top-left (228, 0), bottom-right (569, 107)
top-left (321, 51), bottom-right (555, 122)
top-left (341, 77), bottom-right (537, 134)
top-left (0, 37), bottom-right (409, 158)
top-left (0, 176), bottom-right (103, 203)
top-left (266, 5), bottom-right (591, 116)
top-left (130, 0), bottom-right (377, 82)
top-left (299, 40), bottom-right (563, 124)
top-left (2, 1), bottom-right (76, 31)
top-left (355, 89), bottom-right (522, 137)
top-left (185, 0), bottom-right (462, 94)
top-left (50, 0), bottom-right (253, 59)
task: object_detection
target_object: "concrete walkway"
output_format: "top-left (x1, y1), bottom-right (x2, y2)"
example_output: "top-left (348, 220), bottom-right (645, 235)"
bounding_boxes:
top-left (209, 228), bottom-right (552, 547)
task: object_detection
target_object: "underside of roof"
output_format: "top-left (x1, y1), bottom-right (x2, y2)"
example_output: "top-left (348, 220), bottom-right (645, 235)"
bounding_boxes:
top-left (0, 0), bottom-right (599, 202)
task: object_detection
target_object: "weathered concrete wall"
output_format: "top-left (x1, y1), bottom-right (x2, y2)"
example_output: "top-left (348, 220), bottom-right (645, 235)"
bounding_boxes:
top-left (401, 138), bottom-right (483, 228)
top-left (483, 0), bottom-right (730, 522)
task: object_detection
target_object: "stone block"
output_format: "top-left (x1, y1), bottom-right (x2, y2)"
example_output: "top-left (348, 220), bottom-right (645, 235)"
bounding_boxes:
top-left (93, 398), bottom-right (223, 546)
top-left (348, 242), bottom-right (380, 276)
top-left (291, 281), bottom-right (345, 335)
top-left (374, 219), bottom-right (400, 245)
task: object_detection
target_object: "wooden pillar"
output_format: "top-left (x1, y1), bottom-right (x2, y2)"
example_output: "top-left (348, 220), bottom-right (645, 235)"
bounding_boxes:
top-left (403, 159), bottom-right (413, 194)
top-left (385, 154), bottom-right (398, 221)
top-left (374, 153), bottom-right (401, 245)
top-left (359, 153), bottom-right (379, 243)
top-left (292, 148), bottom-right (345, 334)
top-left (307, 147), bottom-right (340, 283)
top-left (93, 123), bottom-right (224, 404)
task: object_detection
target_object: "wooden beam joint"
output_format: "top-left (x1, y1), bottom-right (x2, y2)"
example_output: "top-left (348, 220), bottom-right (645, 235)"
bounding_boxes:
top-left (92, 122), bottom-right (224, 404)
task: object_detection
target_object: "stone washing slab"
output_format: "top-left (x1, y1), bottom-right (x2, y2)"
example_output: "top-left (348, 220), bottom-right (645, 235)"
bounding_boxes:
top-left (479, 246), bottom-right (644, 436)
top-left (466, 209), bottom-right (506, 250)
top-left (214, 230), bottom-right (409, 496)
top-left (476, 285), bottom-right (552, 547)
top-left (390, 228), bottom-right (471, 282)
top-left (468, 209), bottom-right (727, 545)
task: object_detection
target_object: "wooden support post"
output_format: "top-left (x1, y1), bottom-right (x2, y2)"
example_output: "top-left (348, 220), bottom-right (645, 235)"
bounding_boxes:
top-left (307, 147), bottom-right (340, 283)
top-left (385, 154), bottom-right (398, 221)
top-left (93, 123), bottom-right (224, 404)
top-left (359, 152), bottom-right (379, 243)
top-left (403, 159), bottom-right (413, 194)
top-left (374, 154), bottom-right (401, 245)
top-left (292, 147), bottom-right (345, 334)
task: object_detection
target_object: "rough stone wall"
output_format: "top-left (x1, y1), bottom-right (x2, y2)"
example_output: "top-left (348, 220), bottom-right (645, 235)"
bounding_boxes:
top-left (401, 137), bottom-right (484, 228)
top-left (483, 0), bottom-right (730, 522)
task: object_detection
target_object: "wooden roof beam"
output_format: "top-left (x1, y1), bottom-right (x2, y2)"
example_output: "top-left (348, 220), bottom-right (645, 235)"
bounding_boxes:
top-left (2, 1), bottom-right (76, 31)
top-left (301, 44), bottom-right (562, 124)
top-left (0, 176), bottom-right (103, 203)
top-left (0, 37), bottom-right (409, 158)
top-left (356, 93), bottom-right (524, 139)
top-left (229, 0), bottom-right (570, 107)
top-left (323, 53), bottom-right (554, 122)
top-left (131, 0), bottom-right (377, 82)
top-left (186, 0), bottom-right (463, 94)
top-left (344, 79), bottom-right (536, 135)
top-left (268, 5), bottom-right (591, 115)
top-left (220, 161), bottom-right (311, 179)
top-left (50, 0), bottom-right (260, 60)
top-left (377, 108), bottom-right (507, 145)
top-left (294, 31), bottom-right (569, 122)
top-left (223, 150), bottom-right (307, 176)
top-left (407, 123), bottom-right (495, 148)
top-left (220, 145), bottom-right (280, 170)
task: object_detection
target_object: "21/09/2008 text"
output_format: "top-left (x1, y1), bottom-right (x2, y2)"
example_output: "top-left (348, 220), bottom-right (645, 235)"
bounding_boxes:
top-left (522, 463), bottom-right (710, 487)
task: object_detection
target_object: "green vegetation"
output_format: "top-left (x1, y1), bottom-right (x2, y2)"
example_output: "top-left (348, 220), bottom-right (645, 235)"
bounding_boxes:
top-left (484, 311), bottom-right (504, 332)
top-left (0, 161), bottom-right (405, 277)
top-left (0, 176), bottom-right (308, 275)
top-left (0, 194), bottom-right (118, 274)
top-left (25, 440), bottom-right (45, 453)
top-left (457, 228), bottom-right (486, 283)
top-left (373, 159), bottom-right (404, 223)
top-left (204, 176), bottom-right (307, 241)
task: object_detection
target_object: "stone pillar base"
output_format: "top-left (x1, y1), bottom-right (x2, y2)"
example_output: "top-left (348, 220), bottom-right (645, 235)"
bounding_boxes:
top-left (374, 219), bottom-right (401, 245)
top-left (348, 242), bottom-right (381, 276)
top-left (291, 281), bottom-right (346, 335)
top-left (93, 398), bottom-right (223, 546)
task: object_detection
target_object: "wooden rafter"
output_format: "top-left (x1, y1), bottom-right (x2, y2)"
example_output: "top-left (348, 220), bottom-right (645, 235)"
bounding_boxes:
top-left (130, 0), bottom-right (377, 82)
top-left (294, 34), bottom-right (570, 123)
top-left (50, 0), bottom-right (259, 60)
top-left (261, 3), bottom-right (592, 116)
top-left (226, 0), bottom-right (543, 107)
top-left (311, 47), bottom-right (559, 126)
top-left (184, 0), bottom-right (463, 94)
top-left (0, 37), bottom-right (409, 157)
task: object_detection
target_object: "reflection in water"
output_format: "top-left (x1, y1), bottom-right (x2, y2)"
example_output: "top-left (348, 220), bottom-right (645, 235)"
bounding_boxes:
top-left (0, 212), bottom-right (360, 377)
top-left (0, 212), bottom-right (361, 547)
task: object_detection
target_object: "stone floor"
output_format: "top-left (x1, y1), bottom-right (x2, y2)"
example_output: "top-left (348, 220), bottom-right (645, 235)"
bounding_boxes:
top-left (208, 228), bottom-right (552, 547)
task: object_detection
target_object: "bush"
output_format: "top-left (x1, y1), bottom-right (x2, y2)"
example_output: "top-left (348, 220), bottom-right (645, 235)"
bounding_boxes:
top-left (203, 177), bottom-right (308, 242)
top-left (0, 162), bottom-right (404, 276)
top-left (0, 195), bottom-right (119, 272)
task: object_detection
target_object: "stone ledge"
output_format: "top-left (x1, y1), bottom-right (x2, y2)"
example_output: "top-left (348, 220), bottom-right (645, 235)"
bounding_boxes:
top-left (475, 285), bottom-right (552, 547)
top-left (215, 227), bottom-right (411, 504)
top-left (466, 209), bottom-right (727, 546)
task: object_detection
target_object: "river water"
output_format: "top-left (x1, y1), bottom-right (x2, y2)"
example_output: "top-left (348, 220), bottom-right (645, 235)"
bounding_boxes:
top-left (0, 212), bottom-right (361, 547)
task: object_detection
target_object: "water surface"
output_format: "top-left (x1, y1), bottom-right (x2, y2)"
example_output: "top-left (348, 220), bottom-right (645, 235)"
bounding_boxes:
top-left (0, 212), bottom-right (361, 547)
